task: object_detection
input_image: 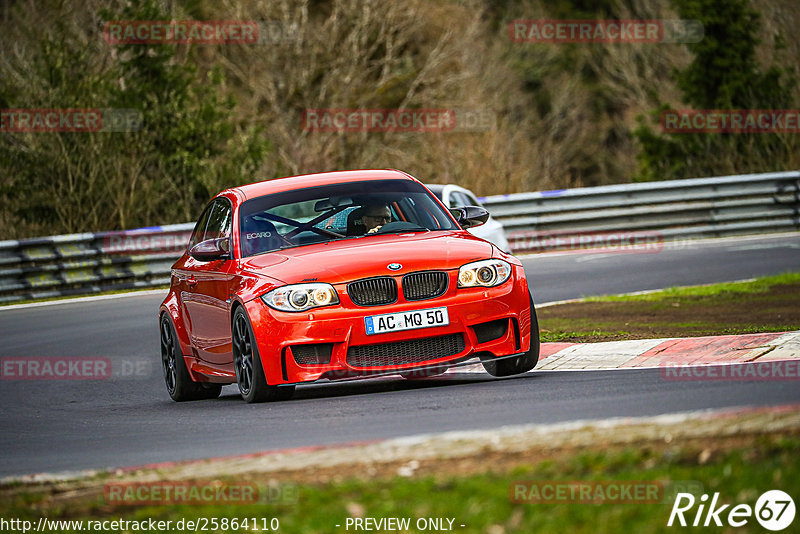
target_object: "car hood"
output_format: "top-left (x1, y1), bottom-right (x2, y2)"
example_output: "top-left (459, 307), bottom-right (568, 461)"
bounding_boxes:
top-left (240, 231), bottom-right (494, 285)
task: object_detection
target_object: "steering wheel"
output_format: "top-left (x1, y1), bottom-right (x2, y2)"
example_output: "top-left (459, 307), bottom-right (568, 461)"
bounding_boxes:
top-left (374, 221), bottom-right (429, 234)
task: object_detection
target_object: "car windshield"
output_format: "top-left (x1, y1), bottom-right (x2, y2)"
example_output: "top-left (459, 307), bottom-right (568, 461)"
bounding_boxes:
top-left (238, 179), bottom-right (458, 257)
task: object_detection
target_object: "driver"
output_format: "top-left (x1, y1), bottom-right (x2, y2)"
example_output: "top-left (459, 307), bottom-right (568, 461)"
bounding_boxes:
top-left (360, 203), bottom-right (392, 233)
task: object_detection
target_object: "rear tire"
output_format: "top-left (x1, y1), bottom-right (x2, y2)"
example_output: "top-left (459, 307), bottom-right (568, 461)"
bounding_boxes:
top-left (232, 307), bottom-right (295, 403)
top-left (160, 314), bottom-right (222, 401)
top-left (482, 295), bottom-right (540, 377)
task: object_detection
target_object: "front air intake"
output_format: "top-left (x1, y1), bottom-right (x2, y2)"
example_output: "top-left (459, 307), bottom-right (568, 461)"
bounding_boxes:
top-left (348, 277), bottom-right (398, 306)
top-left (402, 271), bottom-right (448, 301)
top-left (346, 333), bottom-right (465, 368)
top-left (291, 344), bottom-right (333, 365)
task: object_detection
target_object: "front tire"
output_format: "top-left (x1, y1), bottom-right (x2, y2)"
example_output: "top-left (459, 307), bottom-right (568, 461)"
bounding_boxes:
top-left (232, 307), bottom-right (295, 403)
top-left (482, 295), bottom-right (540, 377)
top-left (160, 314), bottom-right (222, 401)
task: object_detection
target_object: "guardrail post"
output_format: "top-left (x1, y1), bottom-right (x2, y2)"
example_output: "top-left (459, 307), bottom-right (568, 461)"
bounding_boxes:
top-left (773, 179), bottom-right (800, 228)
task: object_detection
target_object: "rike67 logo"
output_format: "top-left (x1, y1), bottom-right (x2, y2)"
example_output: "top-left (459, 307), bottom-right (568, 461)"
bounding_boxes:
top-left (668, 490), bottom-right (795, 531)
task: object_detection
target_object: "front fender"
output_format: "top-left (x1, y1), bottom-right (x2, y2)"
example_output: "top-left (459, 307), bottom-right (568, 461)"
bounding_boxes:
top-left (160, 289), bottom-right (191, 357)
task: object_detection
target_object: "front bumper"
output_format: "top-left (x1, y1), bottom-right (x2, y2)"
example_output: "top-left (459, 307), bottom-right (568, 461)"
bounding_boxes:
top-left (243, 267), bottom-right (533, 385)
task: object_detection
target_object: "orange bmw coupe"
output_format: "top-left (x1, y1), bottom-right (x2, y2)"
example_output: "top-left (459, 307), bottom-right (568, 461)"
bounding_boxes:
top-left (159, 170), bottom-right (539, 402)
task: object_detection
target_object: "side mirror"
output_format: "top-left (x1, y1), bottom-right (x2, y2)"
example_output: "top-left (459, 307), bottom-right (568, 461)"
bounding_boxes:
top-left (450, 206), bottom-right (490, 229)
top-left (189, 237), bottom-right (230, 262)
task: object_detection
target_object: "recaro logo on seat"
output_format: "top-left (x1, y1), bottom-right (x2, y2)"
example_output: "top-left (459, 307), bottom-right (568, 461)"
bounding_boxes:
top-left (246, 232), bottom-right (272, 239)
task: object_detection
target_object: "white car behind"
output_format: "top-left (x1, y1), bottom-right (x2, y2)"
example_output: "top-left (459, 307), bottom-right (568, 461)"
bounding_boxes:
top-left (426, 184), bottom-right (511, 252)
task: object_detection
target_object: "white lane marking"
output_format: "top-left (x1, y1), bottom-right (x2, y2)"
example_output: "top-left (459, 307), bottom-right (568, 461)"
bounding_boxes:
top-left (536, 298), bottom-right (585, 308)
top-left (0, 289), bottom-right (168, 312)
top-left (535, 277), bottom-right (759, 308)
top-left (574, 254), bottom-right (616, 262)
top-left (727, 243), bottom-right (800, 252)
top-left (515, 231), bottom-right (800, 259)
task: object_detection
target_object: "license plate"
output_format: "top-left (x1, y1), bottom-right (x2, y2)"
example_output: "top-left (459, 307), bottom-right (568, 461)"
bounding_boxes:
top-left (364, 307), bottom-right (449, 335)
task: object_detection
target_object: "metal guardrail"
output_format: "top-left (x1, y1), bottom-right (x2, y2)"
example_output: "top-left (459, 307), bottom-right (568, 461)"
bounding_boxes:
top-left (482, 170), bottom-right (800, 254)
top-left (0, 171), bottom-right (798, 304)
top-left (0, 223), bottom-right (193, 304)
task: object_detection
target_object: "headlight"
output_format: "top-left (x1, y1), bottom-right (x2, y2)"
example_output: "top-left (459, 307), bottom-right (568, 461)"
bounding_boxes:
top-left (262, 283), bottom-right (339, 312)
top-left (458, 259), bottom-right (512, 288)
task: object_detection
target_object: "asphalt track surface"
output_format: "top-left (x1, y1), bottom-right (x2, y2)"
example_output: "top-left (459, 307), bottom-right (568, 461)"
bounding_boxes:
top-left (0, 233), bottom-right (798, 477)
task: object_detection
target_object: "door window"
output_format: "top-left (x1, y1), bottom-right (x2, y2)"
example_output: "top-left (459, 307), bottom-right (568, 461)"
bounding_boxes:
top-left (187, 198), bottom-right (232, 249)
top-left (204, 199), bottom-right (233, 241)
top-left (188, 202), bottom-right (214, 249)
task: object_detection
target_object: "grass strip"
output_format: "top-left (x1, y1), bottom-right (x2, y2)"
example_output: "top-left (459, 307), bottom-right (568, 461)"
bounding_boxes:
top-left (539, 272), bottom-right (800, 343)
top-left (2, 433), bottom-right (797, 533)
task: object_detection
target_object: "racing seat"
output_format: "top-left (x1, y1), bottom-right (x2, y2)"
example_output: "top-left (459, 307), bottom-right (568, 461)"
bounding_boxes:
top-left (346, 207), bottom-right (366, 236)
top-left (242, 216), bottom-right (285, 256)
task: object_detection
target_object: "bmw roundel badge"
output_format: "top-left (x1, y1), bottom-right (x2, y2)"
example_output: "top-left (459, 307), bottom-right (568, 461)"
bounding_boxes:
top-left (387, 263), bottom-right (402, 271)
